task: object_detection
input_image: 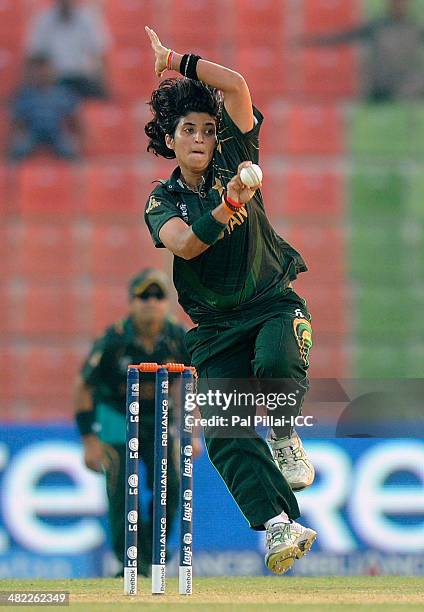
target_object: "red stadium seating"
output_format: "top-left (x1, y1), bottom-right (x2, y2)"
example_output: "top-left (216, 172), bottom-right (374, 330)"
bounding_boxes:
top-left (90, 284), bottom-right (130, 335)
top-left (16, 162), bottom-right (79, 219)
top-left (285, 168), bottom-right (344, 217)
top-left (104, 0), bottom-right (155, 45)
top-left (285, 104), bottom-right (344, 155)
top-left (235, 47), bottom-right (287, 101)
top-left (0, 47), bottom-right (23, 100)
top-left (12, 224), bottom-right (79, 280)
top-left (82, 103), bottom-right (139, 156)
top-left (260, 165), bottom-right (344, 220)
top-left (167, 0), bottom-right (222, 49)
top-left (307, 344), bottom-right (349, 379)
top-left (109, 46), bottom-right (155, 102)
top-left (292, 48), bottom-right (358, 98)
top-left (301, 284), bottom-right (348, 336)
top-left (9, 285), bottom-right (91, 336)
top-left (0, 164), bottom-right (10, 218)
top-left (81, 164), bottom-right (142, 219)
top-left (13, 345), bottom-right (83, 401)
top-left (303, 0), bottom-right (359, 34)
top-left (0, 107), bottom-right (9, 157)
top-left (280, 224), bottom-right (345, 282)
top-left (233, 0), bottom-right (286, 45)
top-left (87, 225), bottom-right (163, 279)
top-left (0, 0), bottom-right (25, 49)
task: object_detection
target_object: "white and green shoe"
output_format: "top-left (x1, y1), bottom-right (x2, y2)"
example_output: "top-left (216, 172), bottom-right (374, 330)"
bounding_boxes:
top-left (265, 521), bottom-right (317, 575)
top-left (268, 430), bottom-right (315, 491)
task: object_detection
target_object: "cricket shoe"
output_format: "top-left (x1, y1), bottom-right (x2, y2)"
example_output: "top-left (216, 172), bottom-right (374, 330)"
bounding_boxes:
top-left (268, 430), bottom-right (315, 491)
top-left (265, 521), bottom-right (317, 575)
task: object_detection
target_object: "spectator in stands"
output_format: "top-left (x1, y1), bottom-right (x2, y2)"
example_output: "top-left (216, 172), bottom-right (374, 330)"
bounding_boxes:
top-left (300, 0), bottom-right (424, 101)
top-left (74, 269), bottom-right (199, 576)
top-left (26, 0), bottom-right (111, 99)
top-left (8, 54), bottom-right (81, 161)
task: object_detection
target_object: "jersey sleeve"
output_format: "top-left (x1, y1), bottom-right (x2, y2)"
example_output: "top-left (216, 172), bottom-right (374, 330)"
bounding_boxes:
top-left (80, 334), bottom-right (109, 386)
top-left (217, 105), bottom-right (264, 170)
top-left (144, 186), bottom-right (183, 248)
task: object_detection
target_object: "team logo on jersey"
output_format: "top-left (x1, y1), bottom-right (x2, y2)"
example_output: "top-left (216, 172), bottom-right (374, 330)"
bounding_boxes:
top-left (176, 201), bottom-right (189, 223)
top-left (293, 318), bottom-right (313, 366)
top-left (88, 351), bottom-right (102, 368)
top-left (146, 196), bottom-right (161, 214)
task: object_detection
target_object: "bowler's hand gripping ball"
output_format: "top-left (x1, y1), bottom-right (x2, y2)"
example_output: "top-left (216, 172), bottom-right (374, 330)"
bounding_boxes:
top-left (240, 164), bottom-right (263, 188)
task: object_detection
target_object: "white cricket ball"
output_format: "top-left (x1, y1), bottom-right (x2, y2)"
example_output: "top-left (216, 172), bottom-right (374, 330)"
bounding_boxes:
top-left (240, 164), bottom-right (263, 188)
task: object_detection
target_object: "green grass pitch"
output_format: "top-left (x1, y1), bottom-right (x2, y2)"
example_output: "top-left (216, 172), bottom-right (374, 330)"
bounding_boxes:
top-left (1, 577), bottom-right (423, 611)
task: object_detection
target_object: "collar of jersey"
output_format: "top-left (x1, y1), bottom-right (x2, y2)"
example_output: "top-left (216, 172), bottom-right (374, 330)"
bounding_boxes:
top-left (162, 166), bottom-right (212, 194)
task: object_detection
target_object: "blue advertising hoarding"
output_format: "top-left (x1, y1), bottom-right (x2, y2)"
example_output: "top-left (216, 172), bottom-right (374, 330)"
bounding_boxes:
top-left (0, 424), bottom-right (423, 578)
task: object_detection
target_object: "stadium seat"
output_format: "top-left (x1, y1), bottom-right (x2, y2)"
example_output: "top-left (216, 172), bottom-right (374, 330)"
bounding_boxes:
top-left (354, 343), bottom-right (408, 378)
top-left (82, 103), bottom-right (139, 156)
top-left (0, 107), bottom-right (9, 157)
top-left (0, 0), bottom-right (24, 49)
top-left (0, 224), bottom-right (12, 280)
top-left (349, 221), bottom-right (407, 286)
top-left (0, 47), bottom-right (23, 100)
top-left (407, 169), bottom-right (424, 221)
top-left (233, 0), bottom-right (286, 45)
top-left (167, 0), bottom-right (222, 49)
top-left (16, 162), bottom-right (79, 219)
top-left (0, 163), bottom-right (9, 218)
top-left (349, 167), bottom-right (405, 223)
top-left (10, 285), bottom-right (91, 336)
top-left (411, 106), bottom-right (424, 158)
top-left (104, 0), bottom-right (155, 45)
top-left (109, 46), bottom-right (155, 102)
top-left (349, 104), bottom-right (412, 158)
top-left (282, 224), bottom-right (345, 282)
top-left (355, 286), bottom-right (419, 342)
top-left (301, 284), bottom-right (348, 337)
top-left (88, 225), bottom-right (164, 279)
top-left (12, 224), bottom-right (79, 281)
top-left (81, 164), bottom-right (142, 219)
top-left (259, 101), bottom-right (287, 156)
top-left (293, 48), bottom-right (358, 98)
top-left (235, 47), bottom-right (286, 100)
top-left (90, 284), bottom-right (130, 335)
top-left (302, 0), bottom-right (359, 34)
top-left (285, 104), bottom-right (343, 155)
top-left (308, 344), bottom-right (348, 379)
top-left (285, 168), bottom-right (344, 217)
top-left (14, 345), bottom-right (82, 401)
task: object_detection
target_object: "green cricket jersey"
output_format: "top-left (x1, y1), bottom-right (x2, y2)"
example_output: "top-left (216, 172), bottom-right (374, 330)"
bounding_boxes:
top-left (145, 105), bottom-right (307, 324)
top-left (80, 316), bottom-right (189, 415)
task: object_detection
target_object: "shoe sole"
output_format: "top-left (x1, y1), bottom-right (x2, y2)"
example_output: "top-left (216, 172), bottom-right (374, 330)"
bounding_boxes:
top-left (295, 528), bottom-right (317, 559)
top-left (265, 544), bottom-right (297, 575)
top-left (265, 529), bottom-right (317, 575)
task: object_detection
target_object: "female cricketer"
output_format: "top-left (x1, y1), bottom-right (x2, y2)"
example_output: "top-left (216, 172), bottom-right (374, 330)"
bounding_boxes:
top-left (143, 26), bottom-right (317, 574)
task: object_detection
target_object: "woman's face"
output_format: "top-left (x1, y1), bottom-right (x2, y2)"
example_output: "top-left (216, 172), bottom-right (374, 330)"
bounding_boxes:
top-left (166, 112), bottom-right (217, 174)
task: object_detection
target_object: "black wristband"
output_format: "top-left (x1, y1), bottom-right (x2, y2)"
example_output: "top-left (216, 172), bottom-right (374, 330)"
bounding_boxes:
top-left (76, 411), bottom-right (95, 436)
top-left (180, 53), bottom-right (202, 80)
top-left (180, 54), bottom-right (190, 76)
top-left (191, 211), bottom-right (226, 245)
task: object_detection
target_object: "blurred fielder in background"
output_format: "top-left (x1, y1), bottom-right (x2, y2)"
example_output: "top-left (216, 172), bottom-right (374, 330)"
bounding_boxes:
top-left (74, 269), bottom-right (192, 576)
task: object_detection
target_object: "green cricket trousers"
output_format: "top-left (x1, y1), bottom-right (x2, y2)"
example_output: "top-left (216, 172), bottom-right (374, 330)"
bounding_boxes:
top-left (185, 289), bottom-right (312, 530)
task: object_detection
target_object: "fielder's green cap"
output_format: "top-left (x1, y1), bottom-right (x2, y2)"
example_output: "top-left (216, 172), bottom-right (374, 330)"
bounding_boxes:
top-left (128, 268), bottom-right (170, 298)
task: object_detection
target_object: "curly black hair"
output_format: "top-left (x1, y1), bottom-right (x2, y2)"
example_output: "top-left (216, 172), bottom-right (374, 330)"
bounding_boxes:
top-left (145, 78), bottom-right (222, 159)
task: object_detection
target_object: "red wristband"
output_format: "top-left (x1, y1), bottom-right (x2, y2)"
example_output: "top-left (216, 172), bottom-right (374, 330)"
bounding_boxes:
top-left (224, 193), bottom-right (243, 209)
